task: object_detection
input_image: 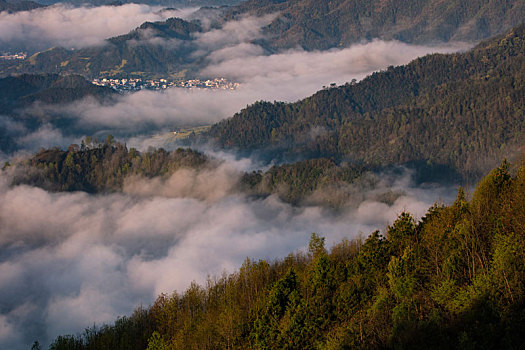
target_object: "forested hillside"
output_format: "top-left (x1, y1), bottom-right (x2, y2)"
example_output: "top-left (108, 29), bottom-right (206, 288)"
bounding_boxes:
top-left (208, 23), bottom-right (525, 180)
top-left (2, 0), bottom-right (524, 78)
top-left (10, 141), bottom-right (209, 193)
top-left (227, 0), bottom-right (525, 50)
top-left (0, 18), bottom-right (205, 79)
top-left (46, 158), bottom-right (525, 349)
top-left (0, 0), bottom-right (44, 13)
top-left (0, 73), bottom-right (115, 113)
top-left (241, 158), bottom-right (371, 206)
top-left (11, 143), bottom-right (384, 206)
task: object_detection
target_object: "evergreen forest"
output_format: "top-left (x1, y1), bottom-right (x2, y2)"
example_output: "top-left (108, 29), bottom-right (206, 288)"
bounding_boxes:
top-left (45, 159), bottom-right (525, 349)
top-left (208, 23), bottom-right (525, 180)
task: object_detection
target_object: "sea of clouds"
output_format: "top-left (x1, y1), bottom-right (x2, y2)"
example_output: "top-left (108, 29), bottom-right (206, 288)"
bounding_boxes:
top-left (0, 160), bottom-right (458, 349)
top-left (0, 5), bottom-right (469, 349)
top-left (0, 4), bottom-right (197, 51)
top-left (11, 36), bottom-right (470, 153)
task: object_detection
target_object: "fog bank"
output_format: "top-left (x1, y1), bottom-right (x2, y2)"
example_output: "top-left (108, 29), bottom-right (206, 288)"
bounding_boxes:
top-left (0, 160), bottom-right (457, 349)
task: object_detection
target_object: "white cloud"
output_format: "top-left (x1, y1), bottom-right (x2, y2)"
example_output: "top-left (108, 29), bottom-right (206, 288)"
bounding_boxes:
top-left (23, 40), bottom-right (471, 138)
top-left (0, 162), bottom-right (457, 349)
top-left (193, 13), bottom-right (278, 52)
top-left (0, 4), bottom-right (196, 50)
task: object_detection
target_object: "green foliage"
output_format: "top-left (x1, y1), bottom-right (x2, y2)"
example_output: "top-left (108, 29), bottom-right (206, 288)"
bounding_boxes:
top-left (209, 23), bottom-right (525, 180)
top-left (308, 233), bottom-right (326, 258)
top-left (48, 159), bottom-right (525, 349)
top-left (146, 332), bottom-right (167, 350)
top-left (13, 146), bottom-right (378, 206)
top-left (11, 143), bottom-right (209, 193)
top-left (240, 158), bottom-right (371, 206)
top-left (231, 0), bottom-right (525, 51)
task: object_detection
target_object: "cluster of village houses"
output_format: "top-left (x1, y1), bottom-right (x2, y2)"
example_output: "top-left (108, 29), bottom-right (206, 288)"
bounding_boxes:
top-left (91, 77), bottom-right (240, 92)
top-left (0, 52), bottom-right (241, 92)
top-left (0, 52), bottom-right (27, 60)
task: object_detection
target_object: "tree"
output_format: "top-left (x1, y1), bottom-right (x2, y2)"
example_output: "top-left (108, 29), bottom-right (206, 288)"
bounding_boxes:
top-left (146, 332), bottom-right (167, 350)
top-left (308, 233), bottom-right (326, 259)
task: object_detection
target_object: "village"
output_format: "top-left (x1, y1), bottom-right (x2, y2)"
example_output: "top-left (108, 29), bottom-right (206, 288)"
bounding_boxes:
top-left (0, 52), bottom-right (27, 60)
top-left (91, 77), bottom-right (240, 92)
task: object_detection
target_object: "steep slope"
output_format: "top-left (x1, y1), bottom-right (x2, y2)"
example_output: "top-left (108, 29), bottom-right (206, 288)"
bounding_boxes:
top-left (0, 17), bottom-right (205, 79)
top-left (207, 23), bottom-right (525, 180)
top-left (0, 73), bottom-right (116, 112)
top-left (226, 0), bottom-right (525, 50)
top-left (0, 0), bottom-right (44, 13)
top-left (47, 159), bottom-right (525, 350)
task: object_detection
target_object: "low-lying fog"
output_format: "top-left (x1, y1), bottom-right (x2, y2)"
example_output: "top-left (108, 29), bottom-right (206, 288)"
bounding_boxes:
top-left (0, 158), bottom-right (458, 349)
top-left (1, 9), bottom-right (470, 157)
top-left (0, 5), bottom-right (470, 349)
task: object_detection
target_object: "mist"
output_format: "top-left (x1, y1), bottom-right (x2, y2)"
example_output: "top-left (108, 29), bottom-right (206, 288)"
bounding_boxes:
top-left (1, 9), bottom-right (472, 154)
top-left (14, 39), bottom-right (471, 150)
top-left (0, 4), bottom-right (196, 51)
top-left (0, 156), bottom-right (458, 350)
top-left (0, 9), bottom-right (472, 349)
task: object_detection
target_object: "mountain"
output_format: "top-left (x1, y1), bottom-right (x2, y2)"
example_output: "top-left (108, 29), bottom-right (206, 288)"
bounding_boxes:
top-left (206, 23), bottom-right (525, 181)
top-left (0, 17), bottom-right (205, 79)
top-left (36, 0), bottom-right (242, 6)
top-left (0, 73), bottom-right (116, 154)
top-left (46, 158), bottom-right (525, 350)
top-left (2, 0), bottom-right (525, 79)
top-left (0, 73), bottom-right (115, 112)
top-left (226, 0), bottom-right (525, 51)
top-left (0, 0), bottom-right (44, 13)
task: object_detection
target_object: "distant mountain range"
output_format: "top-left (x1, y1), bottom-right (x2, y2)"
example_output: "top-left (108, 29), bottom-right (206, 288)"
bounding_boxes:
top-left (227, 0), bottom-right (525, 50)
top-left (206, 23), bottom-right (525, 181)
top-left (2, 17), bottom-right (206, 79)
top-left (0, 73), bottom-right (116, 153)
top-left (0, 9), bottom-right (220, 79)
top-left (1, 0), bottom-right (524, 79)
top-left (0, 0), bottom-right (44, 13)
top-left (34, 0), bottom-right (242, 6)
top-left (0, 73), bottom-right (115, 112)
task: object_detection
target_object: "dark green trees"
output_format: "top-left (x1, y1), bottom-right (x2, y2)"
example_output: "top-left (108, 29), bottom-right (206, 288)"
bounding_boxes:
top-left (47, 159), bottom-right (525, 349)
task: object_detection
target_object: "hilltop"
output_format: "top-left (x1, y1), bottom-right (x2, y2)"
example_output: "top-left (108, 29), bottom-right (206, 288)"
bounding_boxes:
top-left (207, 23), bottom-right (525, 181)
top-left (227, 0), bottom-right (525, 50)
top-left (46, 158), bottom-right (525, 350)
top-left (2, 0), bottom-right (525, 78)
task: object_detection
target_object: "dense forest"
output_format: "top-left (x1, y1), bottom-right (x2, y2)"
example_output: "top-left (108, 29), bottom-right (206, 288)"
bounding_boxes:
top-left (2, 0), bottom-right (525, 78)
top-left (9, 140), bottom-right (209, 193)
top-left (227, 0), bottom-right (525, 50)
top-left (42, 158), bottom-right (525, 349)
top-left (207, 23), bottom-right (525, 181)
top-left (0, 0), bottom-right (43, 13)
top-left (10, 142), bottom-right (391, 207)
top-left (0, 17), bottom-right (205, 79)
top-left (240, 158), bottom-right (373, 206)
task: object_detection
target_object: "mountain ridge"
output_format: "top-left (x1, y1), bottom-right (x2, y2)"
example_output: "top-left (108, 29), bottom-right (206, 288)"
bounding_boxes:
top-left (205, 23), bottom-right (525, 180)
top-left (1, 0), bottom-right (524, 79)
